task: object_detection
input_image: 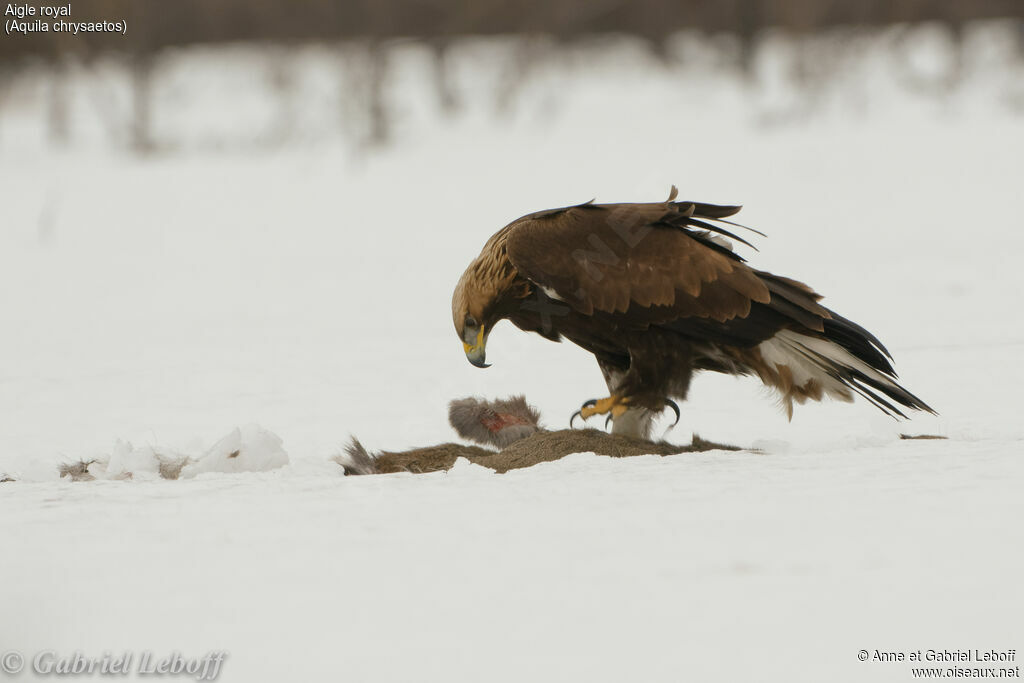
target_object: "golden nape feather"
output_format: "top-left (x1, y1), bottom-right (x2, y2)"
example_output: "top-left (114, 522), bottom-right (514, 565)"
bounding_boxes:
top-left (452, 188), bottom-right (934, 438)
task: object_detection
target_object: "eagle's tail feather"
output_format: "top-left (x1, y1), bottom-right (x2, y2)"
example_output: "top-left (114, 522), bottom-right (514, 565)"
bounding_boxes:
top-left (821, 311), bottom-right (895, 367)
top-left (756, 329), bottom-right (935, 419)
top-left (685, 217), bottom-right (758, 251)
top-left (684, 201), bottom-right (743, 219)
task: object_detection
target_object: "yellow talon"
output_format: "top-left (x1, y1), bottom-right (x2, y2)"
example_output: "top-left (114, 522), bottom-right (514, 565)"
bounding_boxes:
top-left (578, 396), bottom-right (631, 420)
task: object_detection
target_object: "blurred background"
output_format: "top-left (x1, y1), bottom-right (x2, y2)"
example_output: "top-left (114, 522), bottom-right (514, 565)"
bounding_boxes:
top-left (3, 0), bottom-right (1023, 152)
top-left (2, 1), bottom-right (1023, 472)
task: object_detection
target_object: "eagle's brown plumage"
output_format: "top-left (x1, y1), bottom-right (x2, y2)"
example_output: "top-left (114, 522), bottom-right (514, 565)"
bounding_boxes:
top-left (452, 188), bottom-right (933, 437)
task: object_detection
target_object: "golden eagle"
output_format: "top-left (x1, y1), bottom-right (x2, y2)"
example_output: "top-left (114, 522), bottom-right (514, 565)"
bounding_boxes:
top-left (451, 188), bottom-right (933, 437)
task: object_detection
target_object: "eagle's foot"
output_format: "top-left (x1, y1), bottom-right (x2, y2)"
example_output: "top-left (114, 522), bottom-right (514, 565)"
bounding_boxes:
top-left (570, 397), bottom-right (681, 432)
top-left (570, 395), bottom-right (630, 428)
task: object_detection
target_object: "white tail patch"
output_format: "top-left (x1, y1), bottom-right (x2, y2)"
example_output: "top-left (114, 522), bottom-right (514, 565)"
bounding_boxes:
top-left (756, 329), bottom-right (902, 417)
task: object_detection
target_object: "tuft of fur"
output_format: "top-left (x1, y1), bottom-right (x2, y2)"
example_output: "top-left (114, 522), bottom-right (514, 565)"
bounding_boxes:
top-left (334, 437), bottom-right (380, 476)
top-left (448, 396), bottom-right (541, 448)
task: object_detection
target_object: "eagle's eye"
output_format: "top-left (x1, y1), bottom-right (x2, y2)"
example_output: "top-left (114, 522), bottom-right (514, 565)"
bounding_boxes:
top-left (462, 315), bottom-right (481, 346)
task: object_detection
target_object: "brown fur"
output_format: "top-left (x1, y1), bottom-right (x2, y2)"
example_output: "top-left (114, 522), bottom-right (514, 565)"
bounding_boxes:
top-left (340, 429), bottom-right (740, 476)
top-left (338, 394), bottom-right (740, 476)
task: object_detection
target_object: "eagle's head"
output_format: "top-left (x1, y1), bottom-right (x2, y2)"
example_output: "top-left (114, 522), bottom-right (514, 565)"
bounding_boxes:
top-left (452, 262), bottom-right (496, 368)
top-left (452, 231), bottom-right (524, 368)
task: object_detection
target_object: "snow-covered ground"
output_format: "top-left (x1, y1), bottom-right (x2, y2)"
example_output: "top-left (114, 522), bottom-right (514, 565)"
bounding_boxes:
top-left (2, 23), bottom-right (1023, 682)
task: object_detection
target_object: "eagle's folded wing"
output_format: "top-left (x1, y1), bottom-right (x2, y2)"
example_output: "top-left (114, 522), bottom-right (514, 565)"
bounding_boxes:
top-left (504, 201), bottom-right (772, 324)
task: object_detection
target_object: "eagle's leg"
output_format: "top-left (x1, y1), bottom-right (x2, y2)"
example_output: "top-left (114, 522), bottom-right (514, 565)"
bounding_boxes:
top-left (611, 400), bottom-right (680, 438)
top-left (609, 405), bottom-right (654, 438)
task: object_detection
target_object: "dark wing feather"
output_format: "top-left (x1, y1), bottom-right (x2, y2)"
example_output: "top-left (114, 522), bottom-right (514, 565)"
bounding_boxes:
top-left (504, 201), bottom-right (770, 322)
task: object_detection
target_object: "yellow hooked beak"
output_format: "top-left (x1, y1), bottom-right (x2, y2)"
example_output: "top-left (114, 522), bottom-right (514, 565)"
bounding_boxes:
top-left (462, 326), bottom-right (490, 368)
